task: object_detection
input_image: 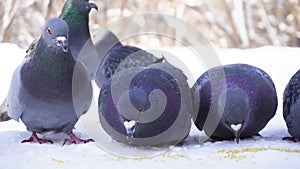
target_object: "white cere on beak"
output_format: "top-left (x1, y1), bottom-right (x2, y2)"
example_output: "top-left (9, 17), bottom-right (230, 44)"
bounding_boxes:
top-left (124, 120), bottom-right (137, 131)
top-left (123, 120), bottom-right (137, 143)
top-left (56, 36), bottom-right (67, 42)
top-left (231, 123), bottom-right (242, 132)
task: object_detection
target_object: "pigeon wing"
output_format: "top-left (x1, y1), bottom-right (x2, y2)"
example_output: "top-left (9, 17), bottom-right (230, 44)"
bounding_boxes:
top-left (7, 65), bottom-right (27, 121)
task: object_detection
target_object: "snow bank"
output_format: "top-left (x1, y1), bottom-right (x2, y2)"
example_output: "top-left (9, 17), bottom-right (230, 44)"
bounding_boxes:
top-left (0, 43), bottom-right (24, 104)
top-left (0, 43), bottom-right (299, 169)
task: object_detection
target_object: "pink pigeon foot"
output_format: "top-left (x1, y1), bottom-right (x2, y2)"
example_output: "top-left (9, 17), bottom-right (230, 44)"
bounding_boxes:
top-left (282, 137), bottom-right (300, 142)
top-left (22, 132), bottom-right (53, 144)
top-left (63, 131), bottom-right (94, 145)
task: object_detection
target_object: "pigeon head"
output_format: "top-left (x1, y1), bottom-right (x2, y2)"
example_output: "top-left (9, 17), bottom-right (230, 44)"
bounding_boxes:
top-left (129, 88), bottom-right (151, 112)
top-left (73, 0), bottom-right (98, 13)
top-left (61, 0), bottom-right (98, 18)
top-left (218, 88), bottom-right (250, 143)
top-left (41, 18), bottom-right (69, 53)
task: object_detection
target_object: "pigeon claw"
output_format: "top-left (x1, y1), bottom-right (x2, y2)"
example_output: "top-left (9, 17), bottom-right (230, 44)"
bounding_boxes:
top-left (63, 138), bottom-right (94, 145)
top-left (234, 138), bottom-right (240, 144)
top-left (283, 137), bottom-right (299, 142)
top-left (63, 131), bottom-right (94, 145)
top-left (22, 132), bottom-right (53, 144)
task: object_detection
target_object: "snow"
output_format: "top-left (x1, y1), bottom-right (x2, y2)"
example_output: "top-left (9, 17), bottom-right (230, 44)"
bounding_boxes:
top-left (0, 43), bottom-right (24, 103)
top-left (1, 43), bottom-right (300, 169)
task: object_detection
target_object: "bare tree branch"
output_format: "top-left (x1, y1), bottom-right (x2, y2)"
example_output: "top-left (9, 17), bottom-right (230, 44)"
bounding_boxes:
top-left (257, 0), bottom-right (281, 46)
top-left (0, 0), bottom-right (299, 48)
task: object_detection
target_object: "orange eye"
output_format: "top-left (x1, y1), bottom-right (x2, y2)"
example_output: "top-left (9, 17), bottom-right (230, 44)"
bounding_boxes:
top-left (47, 28), bottom-right (52, 35)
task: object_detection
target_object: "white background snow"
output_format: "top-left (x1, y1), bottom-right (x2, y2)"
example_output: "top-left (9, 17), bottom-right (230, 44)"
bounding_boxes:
top-left (0, 43), bottom-right (300, 169)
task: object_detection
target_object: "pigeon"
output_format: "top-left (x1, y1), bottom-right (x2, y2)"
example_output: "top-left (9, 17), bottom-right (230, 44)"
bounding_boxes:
top-left (283, 70), bottom-right (300, 142)
top-left (0, 0), bottom-right (98, 121)
top-left (7, 18), bottom-right (93, 144)
top-left (94, 29), bottom-right (164, 88)
top-left (192, 64), bottom-right (278, 143)
top-left (22, 0), bottom-right (98, 61)
top-left (98, 62), bottom-right (192, 146)
top-left (21, 0), bottom-right (98, 77)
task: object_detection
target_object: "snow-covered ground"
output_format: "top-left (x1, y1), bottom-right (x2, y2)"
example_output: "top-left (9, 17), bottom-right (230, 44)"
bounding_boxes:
top-left (0, 43), bottom-right (300, 169)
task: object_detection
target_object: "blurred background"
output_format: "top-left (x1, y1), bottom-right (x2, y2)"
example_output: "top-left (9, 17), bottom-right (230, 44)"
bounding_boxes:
top-left (0, 0), bottom-right (299, 49)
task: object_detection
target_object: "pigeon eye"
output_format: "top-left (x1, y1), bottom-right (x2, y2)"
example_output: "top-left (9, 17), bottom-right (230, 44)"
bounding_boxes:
top-left (139, 107), bottom-right (144, 112)
top-left (47, 28), bottom-right (52, 35)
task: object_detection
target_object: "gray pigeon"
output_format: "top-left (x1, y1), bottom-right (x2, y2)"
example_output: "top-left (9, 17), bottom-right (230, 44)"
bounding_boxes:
top-left (0, 0), bottom-right (98, 121)
top-left (20, 0), bottom-right (98, 62)
top-left (192, 64), bottom-right (278, 143)
top-left (7, 18), bottom-right (93, 144)
top-left (98, 62), bottom-right (192, 146)
top-left (283, 70), bottom-right (300, 142)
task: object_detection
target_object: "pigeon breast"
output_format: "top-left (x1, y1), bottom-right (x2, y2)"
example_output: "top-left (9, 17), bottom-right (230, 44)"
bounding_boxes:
top-left (192, 64), bottom-right (278, 140)
top-left (98, 62), bottom-right (192, 146)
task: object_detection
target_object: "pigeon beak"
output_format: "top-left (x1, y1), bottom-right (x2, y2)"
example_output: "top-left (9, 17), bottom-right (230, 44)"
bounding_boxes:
top-left (88, 1), bottom-right (98, 11)
top-left (233, 131), bottom-right (241, 144)
top-left (56, 36), bottom-right (68, 53)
